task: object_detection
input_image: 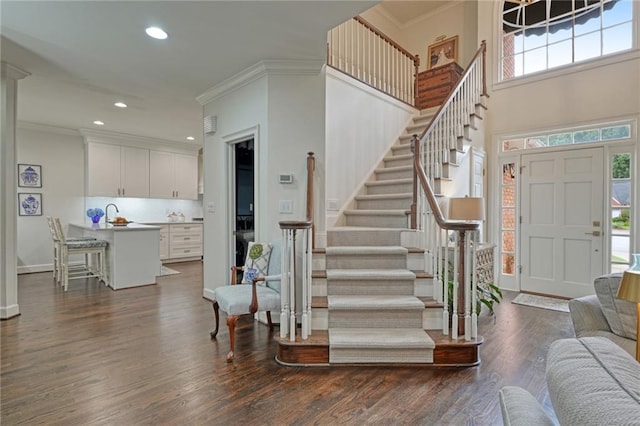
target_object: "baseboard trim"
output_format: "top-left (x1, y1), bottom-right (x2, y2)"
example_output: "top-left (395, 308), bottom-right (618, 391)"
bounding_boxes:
top-left (203, 287), bottom-right (216, 301)
top-left (0, 304), bottom-right (20, 319)
top-left (17, 263), bottom-right (53, 274)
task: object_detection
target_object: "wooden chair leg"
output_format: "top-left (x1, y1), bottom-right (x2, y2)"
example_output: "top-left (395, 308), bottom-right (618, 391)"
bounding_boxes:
top-left (266, 311), bottom-right (274, 332)
top-left (226, 315), bottom-right (238, 362)
top-left (210, 301), bottom-right (220, 338)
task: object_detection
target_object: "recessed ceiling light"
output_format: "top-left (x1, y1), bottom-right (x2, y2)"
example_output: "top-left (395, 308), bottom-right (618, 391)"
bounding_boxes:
top-left (93, 120), bottom-right (105, 126)
top-left (145, 27), bottom-right (168, 40)
top-left (186, 136), bottom-right (195, 141)
top-left (114, 102), bottom-right (127, 108)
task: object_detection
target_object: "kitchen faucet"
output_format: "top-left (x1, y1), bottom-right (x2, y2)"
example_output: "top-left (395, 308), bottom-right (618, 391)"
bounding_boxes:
top-left (105, 203), bottom-right (119, 224)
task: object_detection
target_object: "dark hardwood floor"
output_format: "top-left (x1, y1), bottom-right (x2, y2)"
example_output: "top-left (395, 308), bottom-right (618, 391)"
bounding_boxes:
top-left (1, 262), bottom-right (574, 425)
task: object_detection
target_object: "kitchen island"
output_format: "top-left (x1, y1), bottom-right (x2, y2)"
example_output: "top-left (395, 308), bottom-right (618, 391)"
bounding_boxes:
top-left (69, 223), bottom-right (161, 290)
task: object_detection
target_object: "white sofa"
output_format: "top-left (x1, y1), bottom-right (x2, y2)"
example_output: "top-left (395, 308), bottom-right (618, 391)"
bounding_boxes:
top-left (569, 273), bottom-right (637, 356)
top-left (499, 337), bottom-right (640, 426)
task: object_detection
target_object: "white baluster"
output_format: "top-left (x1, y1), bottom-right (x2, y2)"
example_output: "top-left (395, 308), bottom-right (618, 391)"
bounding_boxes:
top-left (301, 228), bottom-right (308, 340)
top-left (452, 233), bottom-right (459, 340)
top-left (280, 229), bottom-right (289, 339)
top-left (442, 230), bottom-right (449, 335)
top-left (465, 233), bottom-right (472, 341)
top-left (289, 229), bottom-right (296, 342)
top-left (472, 231), bottom-right (478, 339)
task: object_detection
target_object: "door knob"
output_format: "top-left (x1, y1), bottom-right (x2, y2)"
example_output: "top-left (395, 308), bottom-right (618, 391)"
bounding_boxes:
top-left (585, 231), bottom-right (601, 236)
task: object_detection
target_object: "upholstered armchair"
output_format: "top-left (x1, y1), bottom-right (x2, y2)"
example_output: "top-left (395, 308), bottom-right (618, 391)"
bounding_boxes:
top-left (210, 240), bottom-right (281, 362)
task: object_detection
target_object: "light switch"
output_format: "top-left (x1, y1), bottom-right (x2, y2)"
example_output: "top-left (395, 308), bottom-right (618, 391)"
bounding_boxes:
top-left (206, 202), bottom-right (215, 213)
top-left (279, 200), bottom-right (293, 214)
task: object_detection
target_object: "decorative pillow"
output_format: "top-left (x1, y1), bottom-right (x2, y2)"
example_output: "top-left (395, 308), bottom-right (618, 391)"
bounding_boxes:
top-left (594, 273), bottom-right (637, 340)
top-left (241, 242), bottom-right (272, 284)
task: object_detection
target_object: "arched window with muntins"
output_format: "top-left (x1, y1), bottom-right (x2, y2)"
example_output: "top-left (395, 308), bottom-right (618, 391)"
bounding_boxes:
top-left (500, 0), bottom-right (634, 80)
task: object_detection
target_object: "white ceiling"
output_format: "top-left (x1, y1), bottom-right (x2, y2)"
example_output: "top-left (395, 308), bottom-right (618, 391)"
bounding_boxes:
top-left (1, 1), bottom-right (442, 145)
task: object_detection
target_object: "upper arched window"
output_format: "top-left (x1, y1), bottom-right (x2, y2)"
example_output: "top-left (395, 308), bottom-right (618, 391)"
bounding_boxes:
top-left (501, 0), bottom-right (634, 80)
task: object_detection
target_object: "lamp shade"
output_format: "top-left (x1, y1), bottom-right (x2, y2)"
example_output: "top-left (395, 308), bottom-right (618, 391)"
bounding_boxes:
top-left (448, 197), bottom-right (485, 221)
top-left (617, 270), bottom-right (640, 303)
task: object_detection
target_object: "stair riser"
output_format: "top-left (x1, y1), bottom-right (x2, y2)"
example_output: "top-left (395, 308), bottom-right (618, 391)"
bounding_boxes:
top-left (375, 168), bottom-right (412, 181)
top-left (327, 229), bottom-right (402, 246)
top-left (313, 254), bottom-right (325, 271)
top-left (356, 197), bottom-right (411, 210)
top-left (327, 279), bottom-right (414, 296)
top-left (329, 310), bottom-right (423, 328)
top-left (326, 254), bottom-right (407, 270)
top-left (384, 156), bottom-right (412, 168)
top-left (345, 214), bottom-right (407, 229)
top-left (391, 145), bottom-right (412, 156)
top-left (329, 348), bottom-right (433, 364)
top-left (312, 277), bottom-right (327, 296)
top-left (365, 182), bottom-right (412, 195)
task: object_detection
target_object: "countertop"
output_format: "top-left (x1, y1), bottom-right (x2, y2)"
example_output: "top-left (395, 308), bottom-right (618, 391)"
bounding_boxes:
top-left (72, 222), bottom-right (161, 231)
top-left (143, 221), bottom-right (204, 225)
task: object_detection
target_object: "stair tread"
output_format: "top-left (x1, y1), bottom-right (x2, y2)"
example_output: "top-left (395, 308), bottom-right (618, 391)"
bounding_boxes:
top-left (354, 193), bottom-right (412, 200)
top-left (365, 178), bottom-right (412, 186)
top-left (328, 226), bottom-right (410, 232)
top-left (376, 164), bottom-right (412, 173)
top-left (385, 153), bottom-right (413, 159)
top-left (326, 269), bottom-right (416, 280)
top-left (343, 209), bottom-right (408, 216)
top-left (328, 295), bottom-right (424, 309)
top-left (329, 328), bottom-right (435, 348)
top-left (326, 246), bottom-right (408, 255)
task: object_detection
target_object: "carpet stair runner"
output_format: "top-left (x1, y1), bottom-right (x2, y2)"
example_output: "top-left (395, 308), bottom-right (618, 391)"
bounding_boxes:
top-left (326, 108), bottom-right (440, 364)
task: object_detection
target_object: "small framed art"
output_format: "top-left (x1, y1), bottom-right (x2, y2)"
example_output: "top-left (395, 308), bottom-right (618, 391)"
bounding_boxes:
top-left (18, 164), bottom-right (42, 188)
top-left (427, 36), bottom-right (459, 69)
top-left (18, 193), bottom-right (42, 216)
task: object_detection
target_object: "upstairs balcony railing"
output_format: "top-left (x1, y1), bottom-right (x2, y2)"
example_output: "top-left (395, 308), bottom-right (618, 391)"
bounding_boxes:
top-left (327, 16), bottom-right (420, 105)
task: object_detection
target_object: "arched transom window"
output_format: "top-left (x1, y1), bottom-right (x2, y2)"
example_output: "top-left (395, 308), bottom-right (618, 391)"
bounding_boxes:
top-left (501, 0), bottom-right (634, 80)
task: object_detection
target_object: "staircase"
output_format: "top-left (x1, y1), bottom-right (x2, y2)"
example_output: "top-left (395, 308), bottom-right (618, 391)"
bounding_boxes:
top-left (276, 104), bottom-right (486, 366)
top-left (326, 108), bottom-right (437, 364)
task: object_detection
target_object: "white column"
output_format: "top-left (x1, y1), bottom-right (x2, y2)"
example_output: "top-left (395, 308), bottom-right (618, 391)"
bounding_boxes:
top-left (1, 62), bottom-right (30, 319)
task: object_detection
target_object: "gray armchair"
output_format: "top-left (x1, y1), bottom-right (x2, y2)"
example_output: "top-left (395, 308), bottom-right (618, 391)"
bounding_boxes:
top-left (210, 240), bottom-right (281, 362)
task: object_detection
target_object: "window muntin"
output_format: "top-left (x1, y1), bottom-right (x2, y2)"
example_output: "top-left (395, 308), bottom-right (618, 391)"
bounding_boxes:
top-left (501, 0), bottom-right (634, 81)
top-left (502, 123), bottom-right (631, 152)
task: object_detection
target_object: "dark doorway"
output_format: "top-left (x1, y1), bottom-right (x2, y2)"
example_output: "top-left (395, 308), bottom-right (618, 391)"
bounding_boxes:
top-left (235, 139), bottom-right (254, 267)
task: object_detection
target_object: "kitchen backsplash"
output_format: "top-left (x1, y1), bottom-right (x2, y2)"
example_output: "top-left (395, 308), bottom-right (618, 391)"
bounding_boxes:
top-left (86, 197), bottom-right (203, 223)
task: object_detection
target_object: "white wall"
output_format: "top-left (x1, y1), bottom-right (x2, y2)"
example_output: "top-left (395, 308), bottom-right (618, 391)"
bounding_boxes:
top-left (16, 124), bottom-right (203, 273)
top-left (16, 125), bottom-right (85, 273)
top-left (201, 61), bottom-right (326, 299)
top-left (325, 67), bottom-right (415, 227)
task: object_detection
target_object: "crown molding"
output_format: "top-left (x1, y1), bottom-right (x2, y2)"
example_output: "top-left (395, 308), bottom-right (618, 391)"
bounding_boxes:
top-left (1, 62), bottom-right (30, 80)
top-left (17, 121), bottom-right (81, 137)
top-left (79, 128), bottom-right (201, 153)
top-left (197, 59), bottom-right (325, 106)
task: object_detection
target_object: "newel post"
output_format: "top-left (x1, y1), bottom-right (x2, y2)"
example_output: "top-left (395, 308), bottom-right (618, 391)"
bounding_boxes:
top-left (413, 55), bottom-right (420, 108)
top-left (456, 230), bottom-right (468, 337)
top-left (306, 152), bottom-right (315, 249)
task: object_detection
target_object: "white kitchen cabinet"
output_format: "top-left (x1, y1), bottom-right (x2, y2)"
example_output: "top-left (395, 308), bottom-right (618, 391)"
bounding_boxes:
top-left (87, 143), bottom-right (149, 197)
top-left (168, 223), bottom-right (203, 260)
top-left (158, 225), bottom-right (170, 260)
top-left (149, 151), bottom-right (198, 200)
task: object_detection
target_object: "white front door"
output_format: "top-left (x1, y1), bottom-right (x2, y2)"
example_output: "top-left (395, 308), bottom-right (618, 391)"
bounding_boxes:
top-left (520, 147), bottom-right (604, 298)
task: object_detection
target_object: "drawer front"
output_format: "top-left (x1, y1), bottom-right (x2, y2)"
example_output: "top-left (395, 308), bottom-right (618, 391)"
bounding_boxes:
top-left (170, 224), bottom-right (202, 235)
top-left (169, 242), bottom-right (202, 258)
top-left (169, 233), bottom-right (203, 245)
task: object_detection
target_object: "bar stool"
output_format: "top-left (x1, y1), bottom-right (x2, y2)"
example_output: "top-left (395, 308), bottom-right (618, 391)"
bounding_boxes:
top-left (46, 217), bottom-right (95, 284)
top-left (53, 218), bottom-right (108, 291)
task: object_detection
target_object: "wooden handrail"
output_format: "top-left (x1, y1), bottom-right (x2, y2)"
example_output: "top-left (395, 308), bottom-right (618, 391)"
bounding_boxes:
top-left (416, 41), bottom-right (489, 144)
top-left (354, 16), bottom-right (419, 62)
top-left (306, 152), bottom-right (315, 248)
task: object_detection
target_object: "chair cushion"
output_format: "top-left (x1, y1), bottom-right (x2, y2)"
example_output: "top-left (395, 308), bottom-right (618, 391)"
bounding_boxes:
top-left (66, 239), bottom-right (108, 248)
top-left (214, 284), bottom-right (280, 316)
top-left (241, 242), bottom-right (272, 283)
top-left (594, 273), bottom-right (637, 340)
top-left (265, 239), bottom-right (281, 293)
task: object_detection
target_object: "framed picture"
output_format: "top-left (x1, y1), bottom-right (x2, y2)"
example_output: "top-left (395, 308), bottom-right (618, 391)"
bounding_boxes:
top-left (18, 193), bottom-right (42, 216)
top-left (427, 36), bottom-right (459, 69)
top-left (17, 164), bottom-right (42, 188)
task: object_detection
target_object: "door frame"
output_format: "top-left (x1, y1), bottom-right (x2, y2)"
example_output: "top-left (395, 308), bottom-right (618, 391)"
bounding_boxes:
top-left (494, 136), bottom-right (638, 294)
top-left (223, 125), bottom-right (261, 272)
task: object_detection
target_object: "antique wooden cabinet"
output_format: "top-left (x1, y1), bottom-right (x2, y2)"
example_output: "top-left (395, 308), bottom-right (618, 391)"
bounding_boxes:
top-left (416, 62), bottom-right (463, 109)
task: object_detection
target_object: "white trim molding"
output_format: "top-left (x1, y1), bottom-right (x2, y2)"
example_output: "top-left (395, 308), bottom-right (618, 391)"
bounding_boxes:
top-left (197, 59), bottom-right (325, 105)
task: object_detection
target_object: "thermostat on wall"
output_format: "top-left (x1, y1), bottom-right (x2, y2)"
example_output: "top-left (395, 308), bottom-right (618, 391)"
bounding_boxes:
top-left (279, 174), bottom-right (294, 184)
